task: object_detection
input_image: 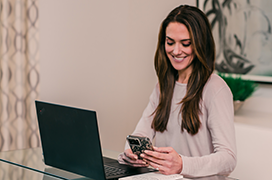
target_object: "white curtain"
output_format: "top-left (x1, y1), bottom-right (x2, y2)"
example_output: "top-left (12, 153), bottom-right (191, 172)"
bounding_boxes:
top-left (0, 0), bottom-right (40, 151)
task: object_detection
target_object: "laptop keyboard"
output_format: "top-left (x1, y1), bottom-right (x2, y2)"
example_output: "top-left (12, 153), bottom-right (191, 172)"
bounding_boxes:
top-left (104, 164), bottom-right (127, 177)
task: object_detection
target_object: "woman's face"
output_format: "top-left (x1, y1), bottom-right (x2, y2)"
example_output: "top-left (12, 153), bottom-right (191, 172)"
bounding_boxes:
top-left (165, 22), bottom-right (194, 78)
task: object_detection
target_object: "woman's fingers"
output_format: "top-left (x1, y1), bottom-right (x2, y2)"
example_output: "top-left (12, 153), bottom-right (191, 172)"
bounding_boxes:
top-left (140, 150), bottom-right (165, 170)
top-left (153, 146), bottom-right (173, 153)
top-left (141, 147), bottom-right (168, 161)
top-left (140, 147), bottom-right (183, 174)
top-left (121, 149), bottom-right (149, 167)
top-left (124, 150), bottom-right (138, 160)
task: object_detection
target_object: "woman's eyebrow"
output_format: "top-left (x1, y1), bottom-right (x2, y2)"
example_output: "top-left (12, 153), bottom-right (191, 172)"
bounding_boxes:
top-left (166, 36), bottom-right (174, 41)
top-left (166, 36), bottom-right (190, 42)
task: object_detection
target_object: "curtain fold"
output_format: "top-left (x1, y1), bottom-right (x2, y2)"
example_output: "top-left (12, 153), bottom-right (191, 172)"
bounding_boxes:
top-left (0, 0), bottom-right (40, 151)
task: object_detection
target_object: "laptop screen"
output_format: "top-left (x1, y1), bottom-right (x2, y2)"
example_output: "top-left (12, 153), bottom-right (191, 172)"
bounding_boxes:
top-left (36, 100), bottom-right (106, 180)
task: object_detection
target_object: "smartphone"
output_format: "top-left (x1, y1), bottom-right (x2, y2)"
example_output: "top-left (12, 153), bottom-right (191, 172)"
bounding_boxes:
top-left (126, 135), bottom-right (153, 159)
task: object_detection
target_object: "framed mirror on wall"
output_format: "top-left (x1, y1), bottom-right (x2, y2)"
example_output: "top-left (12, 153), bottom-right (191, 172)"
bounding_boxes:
top-left (197, 0), bottom-right (272, 83)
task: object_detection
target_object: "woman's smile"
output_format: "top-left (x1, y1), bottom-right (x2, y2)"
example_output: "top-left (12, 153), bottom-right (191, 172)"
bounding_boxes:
top-left (171, 55), bottom-right (186, 63)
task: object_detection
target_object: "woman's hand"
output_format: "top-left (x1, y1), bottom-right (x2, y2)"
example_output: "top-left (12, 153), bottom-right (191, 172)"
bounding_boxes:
top-left (140, 146), bottom-right (183, 175)
top-left (118, 149), bottom-right (149, 167)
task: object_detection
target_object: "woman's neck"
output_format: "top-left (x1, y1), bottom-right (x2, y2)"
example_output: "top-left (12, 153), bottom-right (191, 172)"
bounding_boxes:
top-left (177, 67), bottom-right (192, 84)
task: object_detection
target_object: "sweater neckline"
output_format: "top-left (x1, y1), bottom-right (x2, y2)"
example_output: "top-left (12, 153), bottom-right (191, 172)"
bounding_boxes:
top-left (176, 81), bottom-right (187, 86)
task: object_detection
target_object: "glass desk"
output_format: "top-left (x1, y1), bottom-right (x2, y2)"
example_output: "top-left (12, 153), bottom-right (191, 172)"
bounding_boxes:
top-left (0, 147), bottom-right (116, 180)
top-left (0, 147), bottom-right (238, 180)
top-left (0, 160), bottom-right (60, 180)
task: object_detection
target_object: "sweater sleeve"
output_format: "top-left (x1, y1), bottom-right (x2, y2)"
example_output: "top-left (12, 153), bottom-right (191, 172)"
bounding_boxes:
top-left (118, 85), bottom-right (159, 164)
top-left (180, 85), bottom-right (237, 177)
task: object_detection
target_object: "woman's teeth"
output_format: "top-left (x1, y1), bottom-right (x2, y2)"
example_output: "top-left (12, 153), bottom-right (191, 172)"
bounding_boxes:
top-left (175, 57), bottom-right (184, 61)
top-left (173, 56), bottom-right (185, 62)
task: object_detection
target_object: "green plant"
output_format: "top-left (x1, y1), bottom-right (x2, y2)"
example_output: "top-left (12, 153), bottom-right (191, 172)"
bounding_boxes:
top-left (218, 73), bottom-right (258, 101)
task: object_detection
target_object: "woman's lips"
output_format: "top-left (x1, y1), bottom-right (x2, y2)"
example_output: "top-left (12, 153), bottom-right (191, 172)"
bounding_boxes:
top-left (172, 56), bottom-right (186, 63)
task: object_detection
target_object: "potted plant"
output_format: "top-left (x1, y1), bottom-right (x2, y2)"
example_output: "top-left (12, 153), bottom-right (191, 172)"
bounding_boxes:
top-left (218, 73), bottom-right (258, 113)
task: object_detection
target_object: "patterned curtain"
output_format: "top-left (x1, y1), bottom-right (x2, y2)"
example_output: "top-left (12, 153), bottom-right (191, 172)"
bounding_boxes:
top-left (0, 0), bottom-right (40, 151)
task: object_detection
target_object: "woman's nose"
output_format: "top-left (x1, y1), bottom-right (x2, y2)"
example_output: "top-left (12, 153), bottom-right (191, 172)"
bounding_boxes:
top-left (173, 43), bottom-right (182, 55)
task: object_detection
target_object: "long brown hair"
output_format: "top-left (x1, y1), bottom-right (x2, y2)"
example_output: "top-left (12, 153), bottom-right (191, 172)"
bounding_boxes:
top-left (152, 5), bottom-right (215, 135)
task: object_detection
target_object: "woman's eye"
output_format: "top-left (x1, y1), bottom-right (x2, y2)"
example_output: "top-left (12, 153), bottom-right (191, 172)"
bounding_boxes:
top-left (182, 42), bottom-right (191, 47)
top-left (167, 41), bottom-right (174, 46)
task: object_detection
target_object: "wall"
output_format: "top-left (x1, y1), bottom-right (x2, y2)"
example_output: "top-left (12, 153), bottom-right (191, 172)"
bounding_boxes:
top-left (39, 0), bottom-right (194, 152)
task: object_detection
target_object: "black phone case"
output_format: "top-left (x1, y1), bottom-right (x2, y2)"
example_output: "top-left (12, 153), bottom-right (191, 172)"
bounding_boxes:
top-left (127, 135), bottom-right (153, 158)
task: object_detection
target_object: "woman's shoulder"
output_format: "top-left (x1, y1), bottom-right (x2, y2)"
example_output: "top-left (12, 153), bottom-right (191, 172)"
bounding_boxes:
top-left (206, 73), bottom-right (228, 89)
top-left (149, 83), bottom-right (160, 103)
top-left (203, 73), bottom-right (231, 97)
top-left (153, 83), bottom-right (160, 95)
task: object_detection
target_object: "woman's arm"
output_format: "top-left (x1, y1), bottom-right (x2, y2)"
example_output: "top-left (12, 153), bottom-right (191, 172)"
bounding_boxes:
top-left (118, 84), bottom-right (159, 166)
top-left (181, 85), bottom-right (237, 177)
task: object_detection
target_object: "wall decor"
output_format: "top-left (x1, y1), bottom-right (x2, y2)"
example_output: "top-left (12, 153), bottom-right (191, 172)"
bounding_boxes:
top-left (197, 0), bottom-right (272, 83)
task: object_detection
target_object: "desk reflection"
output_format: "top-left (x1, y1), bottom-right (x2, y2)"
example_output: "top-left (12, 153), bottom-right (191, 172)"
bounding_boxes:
top-left (0, 160), bottom-right (59, 180)
top-left (0, 148), bottom-right (238, 180)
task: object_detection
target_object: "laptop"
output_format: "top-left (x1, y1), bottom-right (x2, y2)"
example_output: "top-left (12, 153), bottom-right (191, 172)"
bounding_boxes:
top-left (35, 100), bottom-right (156, 180)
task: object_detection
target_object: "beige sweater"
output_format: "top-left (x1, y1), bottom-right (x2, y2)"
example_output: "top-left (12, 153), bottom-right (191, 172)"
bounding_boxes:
top-left (120, 73), bottom-right (237, 177)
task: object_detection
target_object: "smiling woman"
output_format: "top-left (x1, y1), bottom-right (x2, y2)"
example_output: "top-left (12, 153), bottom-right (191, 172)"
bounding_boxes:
top-left (118, 4), bottom-right (236, 178)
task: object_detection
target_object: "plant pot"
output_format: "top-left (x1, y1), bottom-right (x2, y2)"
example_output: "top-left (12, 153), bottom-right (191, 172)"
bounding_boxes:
top-left (233, 100), bottom-right (244, 113)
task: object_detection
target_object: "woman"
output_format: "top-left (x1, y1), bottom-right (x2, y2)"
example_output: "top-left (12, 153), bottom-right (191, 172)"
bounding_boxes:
top-left (118, 5), bottom-right (236, 178)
